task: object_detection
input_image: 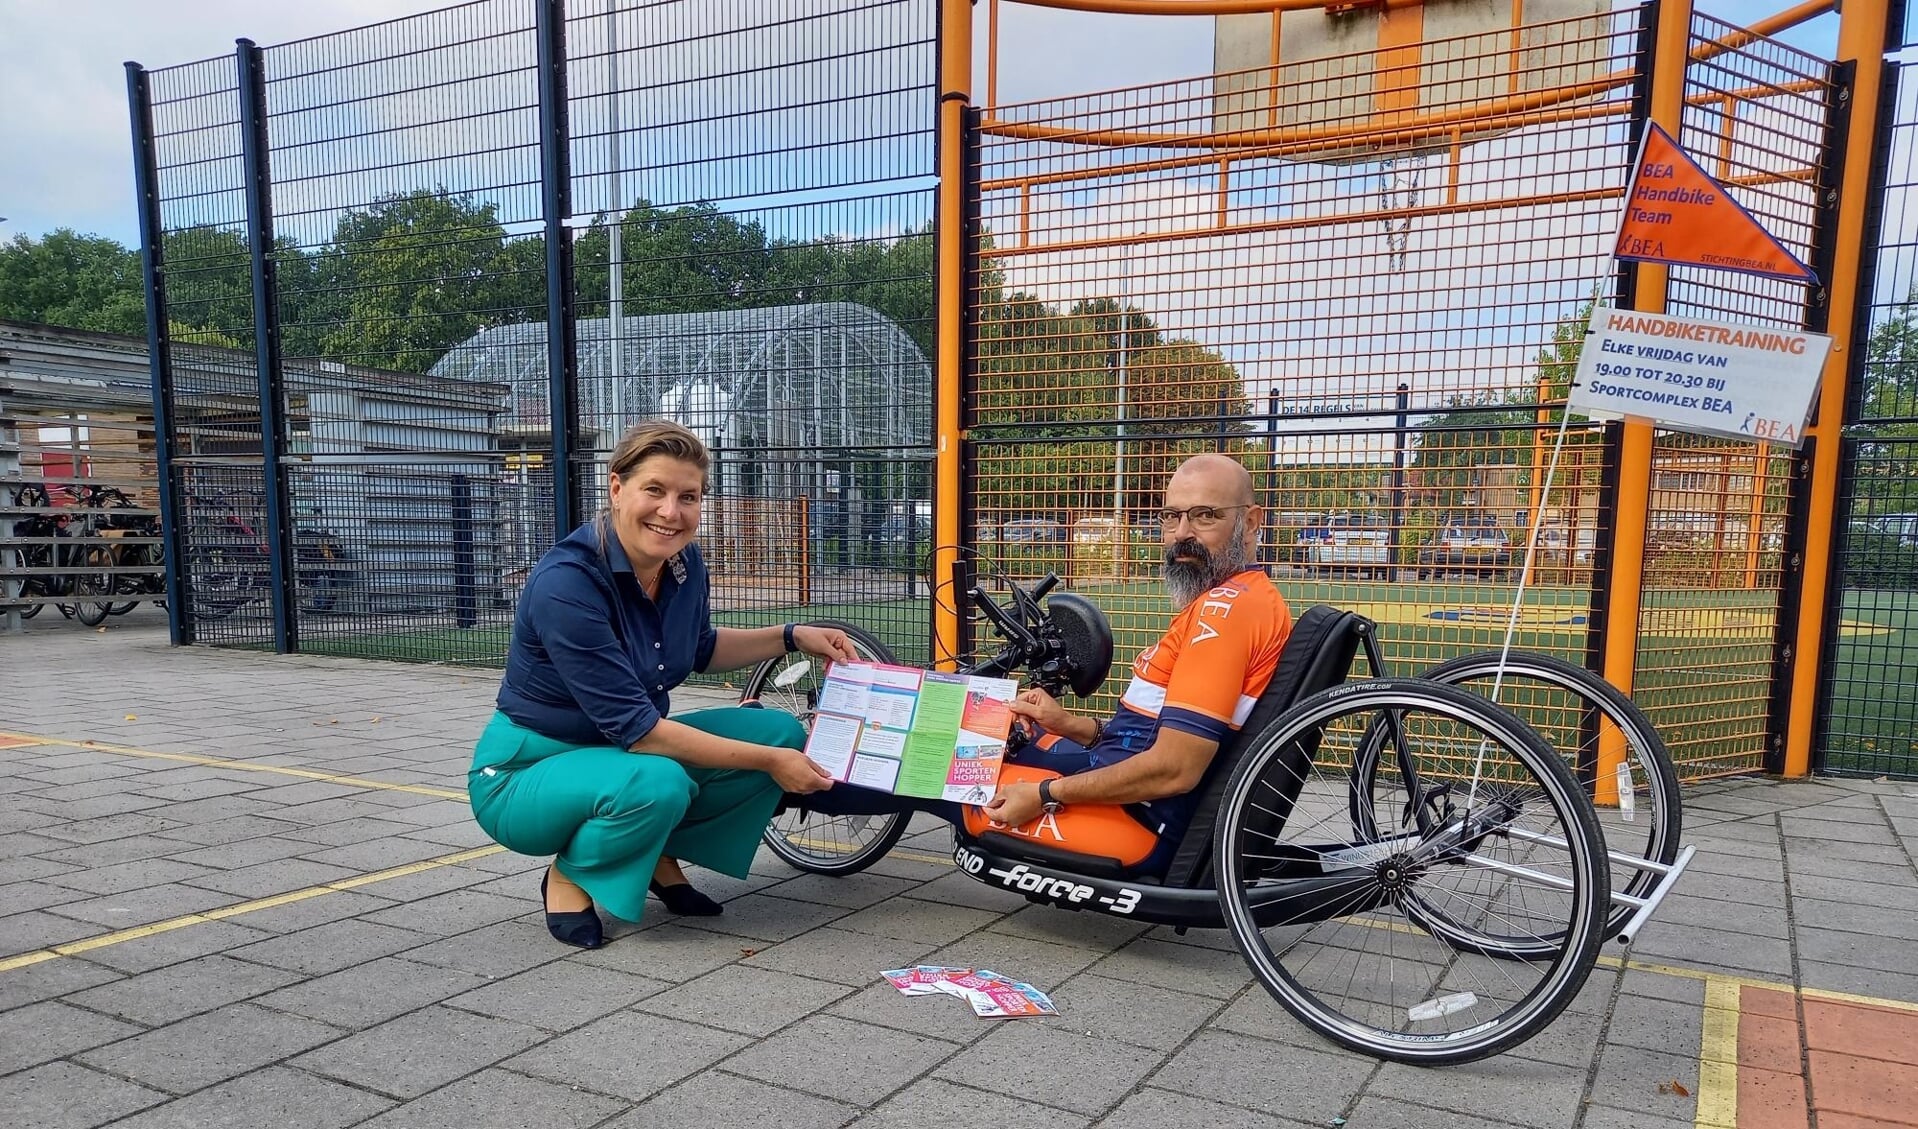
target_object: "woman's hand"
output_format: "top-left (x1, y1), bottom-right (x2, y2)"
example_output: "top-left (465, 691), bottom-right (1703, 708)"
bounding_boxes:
top-left (767, 748), bottom-right (835, 794)
top-left (1007, 686), bottom-right (1072, 735)
top-left (792, 624), bottom-right (860, 663)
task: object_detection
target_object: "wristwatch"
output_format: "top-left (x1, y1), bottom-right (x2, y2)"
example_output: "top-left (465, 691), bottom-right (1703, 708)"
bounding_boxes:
top-left (1037, 777), bottom-right (1064, 815)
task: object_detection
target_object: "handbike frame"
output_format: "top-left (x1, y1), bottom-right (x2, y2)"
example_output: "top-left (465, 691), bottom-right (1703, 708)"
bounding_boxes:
top-left (948, 572), bottom-right (1690, 942)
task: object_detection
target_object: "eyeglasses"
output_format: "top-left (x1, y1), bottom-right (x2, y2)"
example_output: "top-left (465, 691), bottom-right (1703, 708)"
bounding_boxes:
top-left (1156, 505), bottom-right (1247, 530)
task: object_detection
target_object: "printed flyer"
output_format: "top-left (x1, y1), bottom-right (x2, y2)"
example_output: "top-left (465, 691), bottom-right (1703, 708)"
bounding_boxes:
top-left (801, 661), bottom-right (1019, 803)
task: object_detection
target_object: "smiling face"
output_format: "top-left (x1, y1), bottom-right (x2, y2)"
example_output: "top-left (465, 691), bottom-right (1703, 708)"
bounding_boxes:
top-left (606, 454), bottom-right (705, 573)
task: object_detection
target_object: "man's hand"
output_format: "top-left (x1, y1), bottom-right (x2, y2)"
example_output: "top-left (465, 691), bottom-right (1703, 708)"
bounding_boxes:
top-left (793, 624), bottom-right (860, 663)
top-left (1007, 687), bottom-right (1071, 735)
top-left (766, 748), bottom-right (834, 794)
top-left (982, 780), bottom-right (1044, 829)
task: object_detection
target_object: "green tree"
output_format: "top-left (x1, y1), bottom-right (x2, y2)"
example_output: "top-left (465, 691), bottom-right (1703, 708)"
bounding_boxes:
top-left (1860, 289), bottom-right (1918, 428)
top-left (303, 190), bottom-right (544, 373)
top-left (574, 200), bottom-right (771, 318)
top-left (1853, 288), bottom-right (1918, 512)
top-left (970, 288), bottom-right (1252, 517)
top-left (160, 226), bottom-right (258, 352)
top-left (0, 230), bottom-right (145, 335)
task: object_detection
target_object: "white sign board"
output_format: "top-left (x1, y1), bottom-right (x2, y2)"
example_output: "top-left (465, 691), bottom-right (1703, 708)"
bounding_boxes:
top-left (1569, 305), bottom-right (1831, 448)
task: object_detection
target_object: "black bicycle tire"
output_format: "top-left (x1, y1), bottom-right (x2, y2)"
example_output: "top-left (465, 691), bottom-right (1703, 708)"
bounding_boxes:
top-left (746, 621), bottom-right (911, 875)
top-left (1213, 678), bottom-right (1608, 1066)
top-left (1420, 650), bottom-right (1681, 943)
top-left (73, 547), bottom-right (116, 626)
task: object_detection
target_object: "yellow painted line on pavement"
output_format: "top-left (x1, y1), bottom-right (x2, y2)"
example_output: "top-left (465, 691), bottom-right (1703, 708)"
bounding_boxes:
top-left (1610, 952), bottom-right (1918, 1014)
top-left (0, 844), bottom-right (505, 975)
top-left (0, 729), bottom-right (465, 800)
top-left (1693, 975), bottom-right (1742, 1129)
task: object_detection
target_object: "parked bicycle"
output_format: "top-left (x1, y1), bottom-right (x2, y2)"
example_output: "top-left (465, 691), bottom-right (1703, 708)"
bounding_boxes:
top-left (182, 490), bottom-right (354, 620)
top-left (4, 482), bottom-right (137, 624)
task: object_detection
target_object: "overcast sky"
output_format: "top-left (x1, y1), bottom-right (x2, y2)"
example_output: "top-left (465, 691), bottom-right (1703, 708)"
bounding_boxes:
top-left (0, 0), bottom-right (1831, 249)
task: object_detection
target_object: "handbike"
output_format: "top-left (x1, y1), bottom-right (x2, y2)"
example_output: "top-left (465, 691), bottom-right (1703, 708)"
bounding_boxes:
top-left (751, 574), bottom-right (1688, 944)
top-left (743, 576), bottom-right (1648, 1064)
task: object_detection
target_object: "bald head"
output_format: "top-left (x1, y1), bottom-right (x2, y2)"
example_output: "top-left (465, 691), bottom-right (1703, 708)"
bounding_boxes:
top-left (1167, 454), bottom-right (1254, 507)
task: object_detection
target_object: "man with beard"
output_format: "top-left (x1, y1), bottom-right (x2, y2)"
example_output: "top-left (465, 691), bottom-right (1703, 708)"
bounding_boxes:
top-left (776, 454), bottom-right (1293, 871)
top-left (972, 453), bottom-right (1294, 863)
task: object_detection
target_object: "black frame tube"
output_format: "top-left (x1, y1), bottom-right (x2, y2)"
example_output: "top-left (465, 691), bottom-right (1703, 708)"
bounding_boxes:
top-left (1769, 59), bottom-right (1858, 771)
top-left (126, 61), bottom-right (192, 646)
top-left (236, 38), bottom-right (297, 653)
top-left (537, 0), bottom-right (580, 539)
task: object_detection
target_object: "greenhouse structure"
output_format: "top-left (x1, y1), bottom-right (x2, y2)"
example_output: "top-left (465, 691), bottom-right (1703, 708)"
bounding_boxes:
top-left (430, 302), bottom-right (934, 580)
top-left (435, 302), bottom-right (929, 471)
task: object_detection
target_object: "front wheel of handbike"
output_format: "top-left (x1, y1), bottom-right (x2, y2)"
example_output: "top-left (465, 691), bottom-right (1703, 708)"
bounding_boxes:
top-left (746, 621), bottom-right (910, 876)
top-left (1421, 650), bottom-right (1680, 945)
top-left (1212, 678), bottom-right (1609, 1065)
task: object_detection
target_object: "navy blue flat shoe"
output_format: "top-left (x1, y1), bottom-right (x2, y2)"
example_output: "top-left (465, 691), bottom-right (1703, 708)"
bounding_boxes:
top-left (541, 870), bottom-right (604, 949)
top-left (650, 879), bottom-right (723, 917)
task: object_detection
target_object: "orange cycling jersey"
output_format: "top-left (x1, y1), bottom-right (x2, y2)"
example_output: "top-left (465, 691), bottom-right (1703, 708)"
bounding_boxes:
top-left (961, 567), bottom-right (1294, 866)
top-left (1106, 566), bottom-right (1294, 750)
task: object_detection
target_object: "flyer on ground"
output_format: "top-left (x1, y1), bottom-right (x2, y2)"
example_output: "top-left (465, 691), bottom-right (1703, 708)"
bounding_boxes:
top-left (801, 661), bottom-right (1019, 803)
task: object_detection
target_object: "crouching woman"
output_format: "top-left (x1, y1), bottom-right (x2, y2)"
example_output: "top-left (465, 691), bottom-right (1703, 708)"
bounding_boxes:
top-left (469, 421), bottom-right (851, 949)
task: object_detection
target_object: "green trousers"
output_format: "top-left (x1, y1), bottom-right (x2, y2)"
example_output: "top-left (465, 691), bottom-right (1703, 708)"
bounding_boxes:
top-left (468, 707), bottom-right (806, 922)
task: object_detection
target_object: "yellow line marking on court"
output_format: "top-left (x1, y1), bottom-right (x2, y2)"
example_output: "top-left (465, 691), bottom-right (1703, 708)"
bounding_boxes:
top-left (0, 844), bottom-right (505, 975)
top-left (0, 729), bottom-right (465, 800)
top-left (1694, 975), bottom-right (1741, 1129)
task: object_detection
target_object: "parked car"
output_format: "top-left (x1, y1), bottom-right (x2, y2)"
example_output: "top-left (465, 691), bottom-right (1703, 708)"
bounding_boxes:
top-left (1000, 517), bottom-right (1068, 544)
top-left (1536, 522), bottom-right (1596, 568)
top-left (1418, 511), bottom-right (1513, 580)
top-left (1864, 512), bottom-right (1918, 547)
top-left (877, 505), bottom-right (931, 544)
top-left (1298, 512), bottom-right (1391, 578)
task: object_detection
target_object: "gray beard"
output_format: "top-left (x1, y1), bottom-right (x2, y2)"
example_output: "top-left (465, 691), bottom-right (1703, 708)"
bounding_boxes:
top-left (1161, 516), bottom-right (1250, 608)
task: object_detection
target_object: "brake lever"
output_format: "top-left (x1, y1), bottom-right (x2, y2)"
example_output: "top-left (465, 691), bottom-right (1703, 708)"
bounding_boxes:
top-left (969, 583), bottom-right (1041, 655)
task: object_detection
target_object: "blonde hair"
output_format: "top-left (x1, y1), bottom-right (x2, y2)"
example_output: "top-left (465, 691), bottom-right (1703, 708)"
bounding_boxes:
top-left (596, 420), bottom-right (710, 556)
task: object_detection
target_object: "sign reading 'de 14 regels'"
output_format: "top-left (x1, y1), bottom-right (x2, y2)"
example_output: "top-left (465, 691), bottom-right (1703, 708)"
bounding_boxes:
top-left (1568, 306), bottom-right (1832, 448)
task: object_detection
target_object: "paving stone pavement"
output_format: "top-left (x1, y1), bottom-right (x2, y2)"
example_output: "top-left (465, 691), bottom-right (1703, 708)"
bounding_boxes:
top-left (3, 612), bottom-right (1917, 1128)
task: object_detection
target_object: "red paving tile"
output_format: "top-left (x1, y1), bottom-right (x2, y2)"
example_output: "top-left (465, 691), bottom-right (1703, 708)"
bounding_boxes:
top-left (1735, 986), bottom-right (1918, 1128)
top-left (1816, 1114), bottom-right (1918, 1129)
top-left (1738, 1011), bottom-right (1803, 1074)
top-left (1807, 1050), bottom-right (1918, 1125)
top-left (1736, 1066), bottom-right (1809, 1129)
top-left (1804, 998), bottom-right (1918, 1066)
top-left (1743, 984), bottom-right (1801, 1021)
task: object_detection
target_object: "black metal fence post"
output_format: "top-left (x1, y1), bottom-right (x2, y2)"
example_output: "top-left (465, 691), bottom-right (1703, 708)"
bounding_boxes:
top-left (126, 61), bottom-right (191, 646)
top-left (1771, 59), bottom-right (1857, 773)
top-left (537, 0), bottom-right (580, 540)
top-left (236, 38), bottom-right (297, 653)
top-left (451, 474), bottom-right (477, 629)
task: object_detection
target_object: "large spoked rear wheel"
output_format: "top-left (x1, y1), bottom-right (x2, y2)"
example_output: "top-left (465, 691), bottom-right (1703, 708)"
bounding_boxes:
top-left (1421, 651), bottom-right (1679, 944)
top-left (1213, 679), bottom-right (1608, 1066)
top-left (745, 621), bottom-right (910, 875)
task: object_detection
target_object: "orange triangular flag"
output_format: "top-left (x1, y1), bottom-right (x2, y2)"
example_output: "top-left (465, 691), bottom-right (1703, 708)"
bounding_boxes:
top-left (1614, 122), bottom-right (1816, 283)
